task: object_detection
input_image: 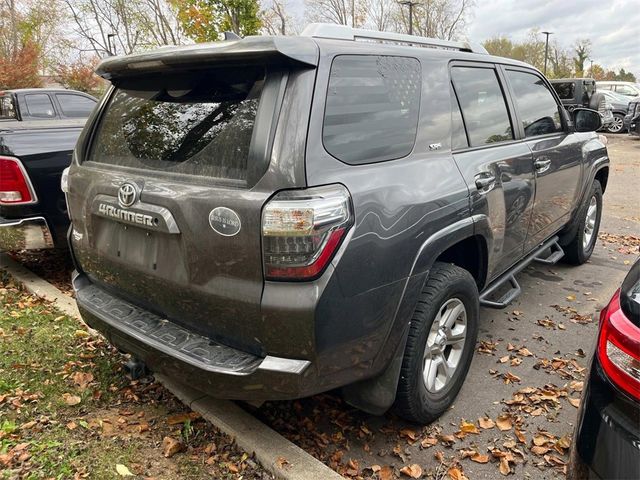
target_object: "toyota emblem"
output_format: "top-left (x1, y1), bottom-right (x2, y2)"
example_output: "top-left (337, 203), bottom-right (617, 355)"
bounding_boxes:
top-left (118, 182), bottom-right (138, 208)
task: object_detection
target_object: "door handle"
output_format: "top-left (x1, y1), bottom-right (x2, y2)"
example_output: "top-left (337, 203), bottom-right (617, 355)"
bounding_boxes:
top-left (534, 158), bottom-right (552, 173)
top-left (474, 173), bottom-right (496, 192)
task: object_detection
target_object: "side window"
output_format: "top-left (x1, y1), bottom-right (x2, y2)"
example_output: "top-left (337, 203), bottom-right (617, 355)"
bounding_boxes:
top-left (551, 82), bottom-right (575, 100)
top-left (450, 84), bottom-right (468, 150)
top-left (24, 94), bottom-right (55, 118)
top-left (323, 55), bottom-right (421, 165)
top-left (615, 85), bottom-right (635, 96)
top-left (506, 70), bottom-right (563, 137)
top-left (451, 66), bottom-right (513, 147)
top-left (56, 94), bottom-right (96, 118)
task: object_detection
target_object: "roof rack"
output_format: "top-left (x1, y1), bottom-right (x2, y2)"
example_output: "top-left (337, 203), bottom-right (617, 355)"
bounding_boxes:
top-left (301, 23), bottom-right (488, 54)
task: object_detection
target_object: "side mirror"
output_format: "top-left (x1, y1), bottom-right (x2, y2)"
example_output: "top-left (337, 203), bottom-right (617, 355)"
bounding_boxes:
top-left (573, 108), bottom-right (602, 132)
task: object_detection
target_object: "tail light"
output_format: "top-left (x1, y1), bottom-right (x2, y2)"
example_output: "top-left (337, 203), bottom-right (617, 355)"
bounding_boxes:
top-left (0, 156), bottom-right (37, 205)
top-left (262, 184), bottom-right (353, 280)
top-left (597, 289), bottom-right (640, 400)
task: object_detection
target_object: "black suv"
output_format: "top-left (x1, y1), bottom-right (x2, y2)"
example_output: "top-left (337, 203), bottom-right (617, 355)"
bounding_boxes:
top-left (66, 24), bottom-right (609, 423)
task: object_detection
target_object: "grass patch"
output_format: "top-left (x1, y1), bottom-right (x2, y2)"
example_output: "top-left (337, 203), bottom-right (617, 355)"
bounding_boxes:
top-left (0, 271), bottom-right (270, 479)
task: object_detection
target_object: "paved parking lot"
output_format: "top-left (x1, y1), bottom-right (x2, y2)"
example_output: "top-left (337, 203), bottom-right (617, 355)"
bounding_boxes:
top-left (253, 134), bottom-right (640, 479)
top-left (6, 135), bottom-right (638, 480)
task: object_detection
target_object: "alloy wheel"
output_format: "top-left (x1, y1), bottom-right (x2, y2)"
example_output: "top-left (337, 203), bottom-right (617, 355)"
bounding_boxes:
top-left (423, 298), bottom-right (467, 393)
top-left (607, 115), bottom-right (624, 133)
top-left (583, 195), bottom-right (598, 251)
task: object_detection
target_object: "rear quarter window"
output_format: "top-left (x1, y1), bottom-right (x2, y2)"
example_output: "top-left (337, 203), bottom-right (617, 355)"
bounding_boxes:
top-left (56, 94), bottom-right (96, 118)
top-left (0, 96), bottom-right (16, 119)
top-left (322, 55), bottom-right (421, 165)
top-left (552, 82), bottom-right (575, 100)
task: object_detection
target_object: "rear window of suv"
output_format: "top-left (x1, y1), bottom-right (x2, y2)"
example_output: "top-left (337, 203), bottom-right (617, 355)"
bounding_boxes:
top-left (323, 55), bottom-right (421, 165)
top-left (87, 66), bottom-right (267, 183)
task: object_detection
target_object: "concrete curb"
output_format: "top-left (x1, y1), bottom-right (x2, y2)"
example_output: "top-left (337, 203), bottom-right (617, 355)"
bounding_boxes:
top-left (0, 253), bottom-right (80, 319)
top-left (0, 253), bottom-right (344, 480)
top-left (157, 374), bottom-right (344, 480)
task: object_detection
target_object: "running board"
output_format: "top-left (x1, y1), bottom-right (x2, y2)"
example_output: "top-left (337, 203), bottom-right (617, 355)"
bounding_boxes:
top-left (479, 236), bottom-right (564, 309)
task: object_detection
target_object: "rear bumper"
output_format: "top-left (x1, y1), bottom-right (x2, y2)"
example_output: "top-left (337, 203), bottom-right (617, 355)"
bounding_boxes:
top-left (568, 357), bottom-right (640, 480)
top-left (71, 272), bottom-right (337, 401)
top-left (0, 216), bottom-right (54, 251)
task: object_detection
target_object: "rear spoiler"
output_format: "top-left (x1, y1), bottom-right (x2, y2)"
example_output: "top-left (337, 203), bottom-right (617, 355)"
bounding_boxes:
top-left (96, 36), bottom-right (319, 81)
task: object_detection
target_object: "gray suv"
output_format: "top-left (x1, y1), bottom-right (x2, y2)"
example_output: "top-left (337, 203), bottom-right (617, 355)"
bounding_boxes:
top-left (65, 24), bottom-right (609, 424)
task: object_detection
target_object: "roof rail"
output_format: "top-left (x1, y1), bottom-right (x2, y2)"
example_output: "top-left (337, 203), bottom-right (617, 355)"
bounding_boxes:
top-left (301, 23), bottom-right (488, 55)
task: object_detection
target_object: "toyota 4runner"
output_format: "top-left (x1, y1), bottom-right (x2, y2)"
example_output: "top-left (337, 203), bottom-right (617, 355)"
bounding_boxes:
top-left (65, 24), bottom-right (610, 423)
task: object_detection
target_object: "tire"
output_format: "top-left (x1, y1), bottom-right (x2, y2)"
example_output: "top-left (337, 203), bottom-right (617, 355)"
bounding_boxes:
top-left (564, 180), bottom-right (603, 265)
top-left (606, 113), bottom-right (625, 134)
top-left (394, 262), bottom-right (479, 424)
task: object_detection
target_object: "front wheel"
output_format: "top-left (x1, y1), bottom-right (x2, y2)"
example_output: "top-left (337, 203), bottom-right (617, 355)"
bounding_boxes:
top-left (564, 180), bottom-right (603, 265)
top-left (394, 262), bottom-right (479, 424)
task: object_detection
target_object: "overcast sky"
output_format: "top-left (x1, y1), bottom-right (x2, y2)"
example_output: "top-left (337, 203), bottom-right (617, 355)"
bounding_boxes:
top-left (291, 0), bottom-right (639, 77)
top-left (467, 0), bottom-right (639, 77)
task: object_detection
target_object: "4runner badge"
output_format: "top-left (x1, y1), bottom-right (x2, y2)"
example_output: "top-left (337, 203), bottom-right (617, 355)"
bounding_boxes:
top-left (209, 207), bottom-right (241, 237)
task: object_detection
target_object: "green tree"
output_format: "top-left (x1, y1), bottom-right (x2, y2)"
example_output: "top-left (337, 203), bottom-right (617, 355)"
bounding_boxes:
top-left (615, 68), bottom-right (636, 82)
top-left (573, 39), bottom-right (591, 77)
top-left (173, 0), bottom-right (261, 42)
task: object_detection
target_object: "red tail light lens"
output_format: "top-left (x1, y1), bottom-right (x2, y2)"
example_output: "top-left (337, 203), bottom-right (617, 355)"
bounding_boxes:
top-left (597, 289), bottom-right (640, 400)
top-left (0, 156), bottom-right (36, 205)
top-left (262, 184), bottom-right (353, 280)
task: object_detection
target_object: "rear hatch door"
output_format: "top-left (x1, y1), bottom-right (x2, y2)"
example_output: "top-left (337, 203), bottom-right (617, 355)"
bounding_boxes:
top-left (69, 47), bottom-right (317, 355)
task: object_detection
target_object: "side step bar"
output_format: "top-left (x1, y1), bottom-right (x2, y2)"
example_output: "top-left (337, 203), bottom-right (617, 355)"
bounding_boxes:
top-left (479, 236), bottom-right (564, 309)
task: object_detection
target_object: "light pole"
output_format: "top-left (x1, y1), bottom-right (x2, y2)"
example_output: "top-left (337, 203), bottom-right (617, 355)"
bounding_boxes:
top-left (590, 59), bottom-right (594, 77)
top-left (542, 31), bottom-right (553, 76)
top-left (107, 33), bottom-right (116, 56)
top-left (399, 1), bottom-right (419, 35)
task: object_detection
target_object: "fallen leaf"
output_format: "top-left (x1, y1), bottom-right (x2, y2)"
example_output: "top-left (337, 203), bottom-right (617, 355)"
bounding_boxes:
top-left (116, 464), bottom-right (134, 477)
top-left (379, 465), bottom-right (393, 480)
top-left (569, 397), bottom-right (581, 408)
top-left (72, 371), bottom-right (94, 390)
top-left (421, 437), bottom-right (438, 448)
top-left (166, 411), bottom-right (201, 425)
top-left (496, 414), bottom-right (512, 431)
top-left (162, 436), bottom-right (185, 458)
top-left (499, 456), bottom-right (510, 475)
top-left (566, 295), bottom-right (576, 301)
top-left (479, 417), bottom-right (495, 429)
top-left (448, 466), bottom-right (467, 480)
top-left (515, 429), bottom-right (526, 444)
top-left (400, 464), bottom-right (423, 478)
top-left (471, 453), bottom-right (489, 464)
top-left (459, 420), bottom-right (479, 434)
top-left (276, 457), bottom-right (290, 469)
top-left (62, 393), bottom-right (81, 406)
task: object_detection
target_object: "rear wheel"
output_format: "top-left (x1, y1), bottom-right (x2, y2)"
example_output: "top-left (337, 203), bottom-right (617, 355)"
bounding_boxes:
top-left (606, 113), bottom-right (625, 133)
top-left (564, 180), bottom-right (603, 265)
top-left (394, 262), bottom-right (479, 424)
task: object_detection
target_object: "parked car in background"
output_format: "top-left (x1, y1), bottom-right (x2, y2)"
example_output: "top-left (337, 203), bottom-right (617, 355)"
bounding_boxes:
top-left (597, 81), bottom-right (640, 98)
top-left (600, 90), bottom-right (631, 133)
top-left (0, 117), bottom-right (95, 251)
top-left (550, 78), bottom-right (614, 128)
top-left (624, 97), bottom-right (640, 134)
top-left (65, 24), bottom-right (610, 424)
top-left (0, 88), bottom-right (97, 122)
top-left (568, 258), bottom-right (640, 480)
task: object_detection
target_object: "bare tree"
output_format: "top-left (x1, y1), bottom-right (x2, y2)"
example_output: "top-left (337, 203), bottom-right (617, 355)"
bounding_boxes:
top-left (305, 0), bottom-right (367, 28)
top-left (261, 0), bottom-right (297, 35)
top-left (64, 0), bottom-right (183, 57)
top-left (365, 0), bottom-right (394, 31)
top-left (573, 39), bottom-right (591, 76)
top-left (395, 0), bottom-right (473, 40)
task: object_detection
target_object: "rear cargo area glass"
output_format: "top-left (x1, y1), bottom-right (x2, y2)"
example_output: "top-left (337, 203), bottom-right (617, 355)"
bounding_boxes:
top-left (87, 67), bottom-right (265, 182)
